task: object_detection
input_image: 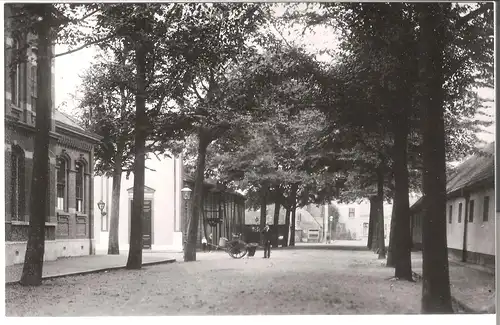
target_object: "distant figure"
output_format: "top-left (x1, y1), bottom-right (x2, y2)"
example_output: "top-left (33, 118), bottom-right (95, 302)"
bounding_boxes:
top-left (261, 224), bottom-right (272, 258)
top-left (326, 235), bottom-right (331, 244)
top-left (208, 233), bottom-right (213, 252)
top-left (202, 236), bottom-right (207, 252)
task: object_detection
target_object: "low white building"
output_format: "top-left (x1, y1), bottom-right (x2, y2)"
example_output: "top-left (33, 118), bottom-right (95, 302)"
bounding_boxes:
top-left (332, 193), bottom-right (420, 242)
top-left (411, 142), bottom-right (495, 268)
top-left (334, 201), bottom-right (392, 241)
top-left (93, 155), bottom-right (184, 253)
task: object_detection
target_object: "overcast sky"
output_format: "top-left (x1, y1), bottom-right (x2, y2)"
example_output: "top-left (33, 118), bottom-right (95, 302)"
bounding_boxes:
top-left (53, 8), bottom-right (494, 145)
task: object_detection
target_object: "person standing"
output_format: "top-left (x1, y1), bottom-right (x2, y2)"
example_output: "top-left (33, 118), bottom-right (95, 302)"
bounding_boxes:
top-left (261, 224), bottom-right (272, 258)
top-left (208, 233), bottom-right (213, 252)
top-left (202, 236), bottom-right (207, 252)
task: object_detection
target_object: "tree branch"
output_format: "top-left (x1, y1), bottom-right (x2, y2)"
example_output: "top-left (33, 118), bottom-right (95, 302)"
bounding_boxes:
top-left (54, 34), bottom-right (116, 58)
top-left (455, 4), bottom-right (490, 30)
top-left (191, 82), bottom-right (205, 101)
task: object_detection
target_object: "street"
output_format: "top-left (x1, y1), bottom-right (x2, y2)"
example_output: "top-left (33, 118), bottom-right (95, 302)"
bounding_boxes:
top-left (6, 249), bottom-right (424, 316)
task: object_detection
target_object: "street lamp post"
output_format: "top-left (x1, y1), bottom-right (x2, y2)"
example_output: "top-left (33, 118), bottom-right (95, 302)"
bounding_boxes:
top-left (97, 200), bottom-right (106, 217)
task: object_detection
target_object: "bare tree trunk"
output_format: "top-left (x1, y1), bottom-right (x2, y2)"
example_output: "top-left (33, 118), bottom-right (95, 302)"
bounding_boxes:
top-left (289, 183), bottom-right (298, 246)
top-left (284, 206), bottom-right (291, 247)
top-left (377, 165), bottom-right (386, 259)
top-left (126, 37), bottom-right (148, 269)
top-left (367, 196), bottom-right (376, 249)
top-left (272, 199), bottom-right (280, 248)
top-left (184, 131), bottom-right (210, 262)
top-left (418, 3), bottom-right (453, 313)
top-left (259, 185), bottom-right (268, 244)
top-left (372, 195), bottom-right (379, 253)
top-left (386, 198), bottom-right (397, 267)
top-left (107, 158), bottom-right (122, 255)
top-left (392, 106), bottom-right (412, 280)
top-left (20, 4), bottom-right (52, 286)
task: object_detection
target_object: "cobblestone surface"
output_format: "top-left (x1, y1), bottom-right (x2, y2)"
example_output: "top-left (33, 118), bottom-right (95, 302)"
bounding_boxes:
top-left (6, 250), bottom-right (426, 316)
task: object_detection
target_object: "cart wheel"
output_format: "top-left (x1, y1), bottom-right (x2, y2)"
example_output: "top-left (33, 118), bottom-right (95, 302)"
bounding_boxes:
top-left (229, 247), bottom-right (247, 259)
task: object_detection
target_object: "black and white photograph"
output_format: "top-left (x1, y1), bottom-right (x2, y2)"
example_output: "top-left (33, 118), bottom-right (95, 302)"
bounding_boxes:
top-left (2, 1), bottom-right (496, 318)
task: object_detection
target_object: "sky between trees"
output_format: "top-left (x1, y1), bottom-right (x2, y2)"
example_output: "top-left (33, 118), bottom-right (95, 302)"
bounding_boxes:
top-left (54, 4), bottom-right (494, 146)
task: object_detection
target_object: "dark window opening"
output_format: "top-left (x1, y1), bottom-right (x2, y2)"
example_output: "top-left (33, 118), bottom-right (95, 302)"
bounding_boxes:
top-left (458, 202), bottom-right (462, 223)
top-left (10, 146), bottom-right (25, 221)
top-left (469, 200), bottom-right (475, 223)
top-left (56, 158), bottom-right (66, 210)
top-left (76, 162), bottom-right (84, 213)
top-left (483, 196), bottom-right (490, 222)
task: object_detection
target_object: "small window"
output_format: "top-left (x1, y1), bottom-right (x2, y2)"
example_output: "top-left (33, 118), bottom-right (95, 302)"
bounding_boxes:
top-left (10, 39), bottom-right (21, 108)
top-left (483, 196), bottom-right (490, 222)
top-left (458, 203), bottom-right (462, 223)
top-left (362, 222), bottom-right (369, 236)
top-left (56, 158), bottom-right (67, 210)
top-left (349, 208), bottom-right (355, 218)
top-left (448, 205), bottom-right (453, 224)
top-left (469, 200), bottom-right (475, 222)
top-left (75, 162), bottom-right (84, 213)
top-left (30, 65), bottom-right (37, 111)
top-left (10, 146), bottom-right (25, 221)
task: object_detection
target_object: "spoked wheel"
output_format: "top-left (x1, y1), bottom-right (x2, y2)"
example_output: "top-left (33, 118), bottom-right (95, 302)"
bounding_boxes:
top-left (228, 240), bottom-right (248, 259)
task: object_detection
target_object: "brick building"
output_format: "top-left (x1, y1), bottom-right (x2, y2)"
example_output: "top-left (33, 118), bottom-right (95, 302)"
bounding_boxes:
top-left (5, 6), bottom-right (101, 265)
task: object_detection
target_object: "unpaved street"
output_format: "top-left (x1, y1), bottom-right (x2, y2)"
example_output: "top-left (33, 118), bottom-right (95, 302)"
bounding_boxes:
top-left (6, 249), bottom-right (424, 316)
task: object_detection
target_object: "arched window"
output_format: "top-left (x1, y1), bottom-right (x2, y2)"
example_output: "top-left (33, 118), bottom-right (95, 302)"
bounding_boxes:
top-left (11, 145), bottom-right (25, 221)
top-left (75, 161), bottom-right (85, 213)
top-left (56, 157), bottom-right (67, 211)
top-left (30, 65), bottom-right (37, 111)
top-left (10, 38), bottom-right (22, 108)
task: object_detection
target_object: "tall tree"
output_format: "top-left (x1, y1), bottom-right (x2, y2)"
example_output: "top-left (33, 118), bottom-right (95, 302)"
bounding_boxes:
top-left (79, 44), bottom-right (135, 255)
top-left (178, 3), bottom-right (269, 262)
top-left (417, 2), bottom-right (493, 312)
top-left (93, 3), bottom-right (195, 268)
top-left (418, 3), bottom-right (453, 313)
top-left (18, 4), bottom-right (53, 286)
top-left (7, 3), bottom-right (101, 286)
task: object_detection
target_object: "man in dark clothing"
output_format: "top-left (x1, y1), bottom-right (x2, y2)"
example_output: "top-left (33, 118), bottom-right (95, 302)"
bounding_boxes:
top-left (261, 224), bottom-right (272, 258)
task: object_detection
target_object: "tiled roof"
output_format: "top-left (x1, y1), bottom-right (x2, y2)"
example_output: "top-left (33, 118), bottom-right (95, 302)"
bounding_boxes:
top-left (446, 142), bottom-right (494, 194)
top-left (54, 110), bottom-right (84, 130)
top-left (411, 142), bottom-right (494, 211)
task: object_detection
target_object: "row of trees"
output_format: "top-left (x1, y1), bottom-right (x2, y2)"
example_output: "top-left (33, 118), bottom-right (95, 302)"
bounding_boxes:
top-left (8, 2), bottom-right (492, 314)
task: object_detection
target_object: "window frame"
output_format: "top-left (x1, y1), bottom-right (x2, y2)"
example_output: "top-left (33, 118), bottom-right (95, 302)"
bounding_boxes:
top-left (75, 162), bottom-right (85, 213)
top-left (348, 208), bottom-right (355, 218)
top-left (10, 146), bottom-right (25, 221)
top-left (362, 222), bottom-right (369, 236)
top-left (469, 199), bottom-right (475, 223)
top-left (483, 196), bottom-right (490, 222)
top-left (56, 157), bottom-right (68, 211)
top-left (458, 202), bottom-right (462, 223)
top-left (10, 39), bottom-right (22, 108)
top-left (30, 64), bottom-right (37, 112)
top-left (448, 204), bottom-right (453, 224)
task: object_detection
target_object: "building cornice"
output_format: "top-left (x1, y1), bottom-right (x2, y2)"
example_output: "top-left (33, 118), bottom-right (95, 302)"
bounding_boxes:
top-left (55, 121), bottom-right (102, 144)
top-left (6, 117), bottom-right (60, 141)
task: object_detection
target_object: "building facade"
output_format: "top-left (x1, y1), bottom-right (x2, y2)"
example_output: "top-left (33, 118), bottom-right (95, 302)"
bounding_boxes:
top-left (184, 177), bottom-right (246, 249)
top-left (94, 160), bottom-right (247, 253)
top-left (5, 8), bottom-right (100, 265)
top-left (94, 155), bottom-right (184, 252)
top-left (333, 200), bottom-right (393, 241)
top-left (411, 143), bottom-right (495, 268)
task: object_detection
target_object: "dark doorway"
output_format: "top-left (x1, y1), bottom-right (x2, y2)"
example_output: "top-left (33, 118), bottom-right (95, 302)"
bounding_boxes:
top-left (143, 200), bottom-right (152, 249)
top-left (130, 199), bottom-right (153, 249)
